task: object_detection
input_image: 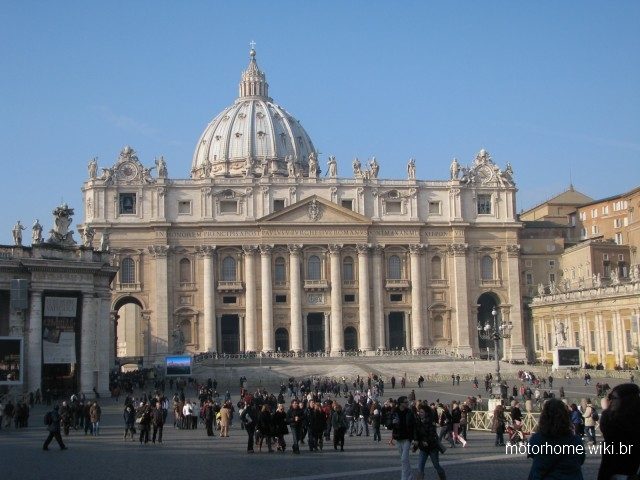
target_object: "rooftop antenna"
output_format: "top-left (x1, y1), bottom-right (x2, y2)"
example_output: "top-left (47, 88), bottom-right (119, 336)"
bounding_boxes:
top-left (569, 168), bottom-right (574, 191)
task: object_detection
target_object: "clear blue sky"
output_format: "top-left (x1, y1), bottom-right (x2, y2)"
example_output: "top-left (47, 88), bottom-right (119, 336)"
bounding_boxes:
top-left (1, 1), bottom-right (639, 244)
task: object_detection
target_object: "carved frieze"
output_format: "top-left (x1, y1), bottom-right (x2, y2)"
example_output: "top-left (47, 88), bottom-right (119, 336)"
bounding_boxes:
top-left (448, 243), bottom-right (468, 256)
top-left (148, 245), bottom-right (169, 257)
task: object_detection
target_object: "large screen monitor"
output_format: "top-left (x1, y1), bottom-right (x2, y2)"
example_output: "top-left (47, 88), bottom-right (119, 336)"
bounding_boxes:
top-left (554, 347), bottom-right (581, 369)
top-left (165, 355), bottom-right (192, 376)
top-left (0, 337), bottom-right (23, 384)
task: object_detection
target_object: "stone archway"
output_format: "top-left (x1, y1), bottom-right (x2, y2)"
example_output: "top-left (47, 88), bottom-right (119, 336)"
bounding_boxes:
top-left (112, 296), bottom-right (146, 366)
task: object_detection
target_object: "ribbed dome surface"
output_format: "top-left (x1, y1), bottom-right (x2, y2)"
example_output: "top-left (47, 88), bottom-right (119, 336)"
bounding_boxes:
top-left (191, 49), bottom-right (317, 179)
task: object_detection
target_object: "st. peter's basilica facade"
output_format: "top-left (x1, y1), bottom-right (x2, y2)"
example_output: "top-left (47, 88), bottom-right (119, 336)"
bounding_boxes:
top-left (81, 49), bottom-right (527, 364)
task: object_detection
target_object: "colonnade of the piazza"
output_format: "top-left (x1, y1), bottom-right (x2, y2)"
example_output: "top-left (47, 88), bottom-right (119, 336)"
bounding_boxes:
top-left (534, 306), bottom-right (640, 368)
top-left (143, 241), bottom-right (526, 359)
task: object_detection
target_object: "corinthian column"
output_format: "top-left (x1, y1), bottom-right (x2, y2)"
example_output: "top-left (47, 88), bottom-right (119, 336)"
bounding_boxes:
top-left (449, 243), bottom-right (472, 356)
top-left (329, 244), bottom-right (344, 353)
top-left (260, 245), bottom-right (274, 352)
top-left (372, 245), bottom-right (385, 349)
top-left (243, 245), bottom-right (258, 352)
top-left (288, 245), bottom-right (303, 352)
top-left (199, 246), bottom-right (217, 352)
top-left (357, 244), bottom-right (372, 351)
top-left (409, 244), bottom-right (425, 349)
top-left (148, 245), bottom-right (170, 354)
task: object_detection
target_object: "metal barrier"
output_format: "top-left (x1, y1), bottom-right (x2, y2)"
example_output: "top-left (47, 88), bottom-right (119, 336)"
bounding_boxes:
top-left (468, 410), bottom-right (539, 432)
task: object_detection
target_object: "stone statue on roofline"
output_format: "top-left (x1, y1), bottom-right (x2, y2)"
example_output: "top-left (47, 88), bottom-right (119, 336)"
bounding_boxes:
top-left (407, 158), bottom-right (416, 180)
top-left (327, 156), bottom-right (337, 178)
top-left (47, 204), bottom-right (76, 246)
top-left (12, 221), bottom-right (26, 246)
top-left (450, 158), bottom-right (460, 180)
top-left (32, 219), bottom-right (43, 245)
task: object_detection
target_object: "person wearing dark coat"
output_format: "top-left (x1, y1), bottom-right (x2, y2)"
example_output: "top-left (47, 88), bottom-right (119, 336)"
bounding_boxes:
top-left (287, 399), bottom-right (304, 454)
top-left (413, 403), bottom-right (445, 480)
top-left (597, 383), bottom-right (640, 480)
top-left (123, 401), bottom-right (136, 440)
top-left (256, 404), bottom-right (274, 452)
top-left (272, 403), bottom-right (289, 452)
top-left (43, 405), bottom-right (67, 451)
top-left (241, 402), bottom-right (258, 452)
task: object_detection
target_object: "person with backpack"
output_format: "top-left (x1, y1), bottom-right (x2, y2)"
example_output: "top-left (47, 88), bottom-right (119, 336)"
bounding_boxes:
top-left (583, 398), bottom-right (597, 444)
top-left (43, 405), bottom-right (67, 451)
top-left (392, 396), bottom-right (416, 480)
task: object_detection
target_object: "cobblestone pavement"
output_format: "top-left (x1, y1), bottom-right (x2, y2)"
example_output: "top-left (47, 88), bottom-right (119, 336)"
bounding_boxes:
top-left (0, 372), bottom-right (623, 480)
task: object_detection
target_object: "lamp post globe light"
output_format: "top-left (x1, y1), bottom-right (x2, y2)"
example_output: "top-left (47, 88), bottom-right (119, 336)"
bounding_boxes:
top-left (477, 306), bottom-right (513, 396)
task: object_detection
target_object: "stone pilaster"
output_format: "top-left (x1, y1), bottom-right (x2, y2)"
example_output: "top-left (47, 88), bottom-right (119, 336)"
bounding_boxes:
top-left (243, 245), bottom-right (258, 352)
top-left (26, 291), bottom-right (42, 393)
top-left (372, 245), bottom-right (385, 349)
top-left (80, 293), bottom-right (97, 397)
top-left (329, 244), bottom-right (344, 353)
top-left (409, 244), bottom-right (425, 349)
top-left (505, 244), bottom-right (527, 360)
top-left (449, 243), bottom-right (472, 356)
top-left (96, 293), bottom-right (112, 395)
top-left (239, 314), bottom-right (245, 352)
top-left (198, 246), bottom-right (217, 352)
top-left (324, 312), bottom-right (331, 352)
top-left (148, 245), bottom-right (170, 355)
top-left (260, 245), bottom-right (274, 352)
top-left (357, 244), bottom-right (372, 351)
top-left (288, 244), bottom-right (303, 352)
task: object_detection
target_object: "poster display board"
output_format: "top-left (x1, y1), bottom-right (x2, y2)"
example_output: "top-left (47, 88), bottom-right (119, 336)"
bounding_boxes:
top-left (166, 355), bottom-right (192, 376)
top-left (553, 347), bottom-right (582, 370)
top-left (43, 296), bottom-right (78, 364)
top-left (0, 337), bottom-right (23, 384)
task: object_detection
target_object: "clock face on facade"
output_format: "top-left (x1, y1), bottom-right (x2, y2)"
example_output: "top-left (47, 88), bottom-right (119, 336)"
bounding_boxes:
top-left (477, 164), bottom-right (493, 183)
top-left (119, 161), bottom-right (139, 181)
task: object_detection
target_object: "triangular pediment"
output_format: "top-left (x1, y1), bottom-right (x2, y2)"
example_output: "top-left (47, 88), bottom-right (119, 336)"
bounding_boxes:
top-left (259, 195), bottom-right (372, 225)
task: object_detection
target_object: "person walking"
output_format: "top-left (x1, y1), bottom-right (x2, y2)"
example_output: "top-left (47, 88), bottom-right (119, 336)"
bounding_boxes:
top-left (89, 401), bottom-right (101, 436)
top-left (414, 403), bottom-right (446, 480)
top-left (287, 399), bottom-right (304, 454)
top-left (273, 403), bottom-right (289, 452)
top-left (137, 402), bottom-right (152, 444)
top-left (240, 400), bottom-right (258, 452)
top-left (391, 396), bottom-right (416, 480)
top-left (527, 398), bottom-right (585, 479)
top-left (152, 401), bottom-right (164, 444)
top-left (43, 405), bottom-right (67, 451)
top-left (491, 404), bottom-right (506, 447)
top-left (219, 401), bottom-right (232, 438)
top-left (582, 399), bottom-right (597, 444)
top-left (123, 401), bottom-right (136, 440)
top-left (331, 403), bottom-right (348, 451)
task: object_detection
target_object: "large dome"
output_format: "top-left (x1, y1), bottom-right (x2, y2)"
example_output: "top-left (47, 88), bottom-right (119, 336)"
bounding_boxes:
top-left (191, 49), bottom-right (317, 179)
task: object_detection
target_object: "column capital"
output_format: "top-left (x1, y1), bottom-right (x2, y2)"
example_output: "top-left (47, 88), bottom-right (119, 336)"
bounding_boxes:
top-left (448, 243), bottom-right (468, 257)
top-left (196, 245), bottom-right (216, 257)
top-left (328, 244), bottom-right (343, 255)
top-left (287, 244), bottom-right (303, 255)
top-left (371, 244), bottom-right (385, 255)
top-left (242, 245), bottom-right (259, 255)
top-left (259, 244), bottom-right (273, 255)
top-left (356, 243), bottom-right (371, 255)
top-left (409, 243), bottom-right (426, 255)
top-left (148, 245), bottom-right (170, 257)
top-left (506, 244), bottom-right (521, 257)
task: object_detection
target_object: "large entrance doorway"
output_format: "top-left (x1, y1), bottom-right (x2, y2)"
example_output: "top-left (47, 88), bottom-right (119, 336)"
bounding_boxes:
top-left (344, 326), bottom-right (358, 351)
top-left (389, 312), bottom-right (406, 350)
top-left (221, 314), bottom-right (240, 354)
top-left (275, 327), bottom-right (289, 352)
top-left (477, 292), bottom-right (501, 359)
top-left (307, 313), bottom-right (325, 352)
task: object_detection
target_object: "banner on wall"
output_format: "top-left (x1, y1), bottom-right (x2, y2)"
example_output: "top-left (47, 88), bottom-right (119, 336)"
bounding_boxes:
top-left (43, 297), bottom-right (78, 364)
top-left (0, 337), bottom-right (23, 384)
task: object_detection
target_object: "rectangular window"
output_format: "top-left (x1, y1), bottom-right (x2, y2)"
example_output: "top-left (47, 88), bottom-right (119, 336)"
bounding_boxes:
top-left (178, 201), bottom-right (192, 215)
top-left (119, 193), bottom-right (136, 214)
top-left (549, 260), bottom-right (556, 269)
top-left (390, 293), bottom-right (403, 302)
top-left (602, 205), bottom-right (609, 215)
top-left (525, 273), bottom-right (533, 285)
top-left (580, 211), bottom-right (587, 221)
top-left (341, 199), bottom-right (353, 210)
top-left (275, 294), bottom-right (287, 303)
top-left (615, 233), bottom-right (623, 245)
top-left (477, 194), bottom-right (492, 215)
top-left (222, 296), bottom-right (236, 304)
top-left (273, 199), bottom-right (285, 212)
top-left (607, 331), bottom-right (613, 351)
top-left (580, 228), bottom-right (587, 238)
top-left (549, 273), bottom-right (556, 283)
top-left (591, 209), bottom-right (598, 219)
top-left (590, 330), bottom-right (596, 351)
top-left (547, 332), bottom-right (552, 350)
top-left (614, 218), bottom-right (622, 228)
top-left (386, 201), bottom-right (402, 214)
top-left (220, 200), bottom-right (238, 214)
top-left (344, 294), bottom-right (355, 303)
top-left (591, 225), bottom-right (599, 235)
top-left (428, 201), bottom-right (441, 215)
top-left (603, 254), bottom-right (609, 261)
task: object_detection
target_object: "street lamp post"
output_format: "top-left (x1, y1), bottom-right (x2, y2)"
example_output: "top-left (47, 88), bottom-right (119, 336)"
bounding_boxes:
top-left (478, 306), bottom-right (513, 394)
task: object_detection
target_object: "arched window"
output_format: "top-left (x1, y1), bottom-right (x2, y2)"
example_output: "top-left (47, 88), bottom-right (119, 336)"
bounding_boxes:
top-left (274, 257), bottom-right (286, 283)
top-left (388, 255), bottom-right (402, 279)
top-left (430, 256), bottom-right (442, 280)
top-left (179, 258), bottom-right (192, 283)
top-left (342, 256), bottom-right (354, 281)
top-left (307, 255), bottom-right (321, 280)
top-left (222, 256), bottom-right (237, 281)
top-left (121, 257), bottom-right (135, 284)
top-left (433, 314), bottom-right (444, 338)
top-left (481, 255), bottom-right (494, 280)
